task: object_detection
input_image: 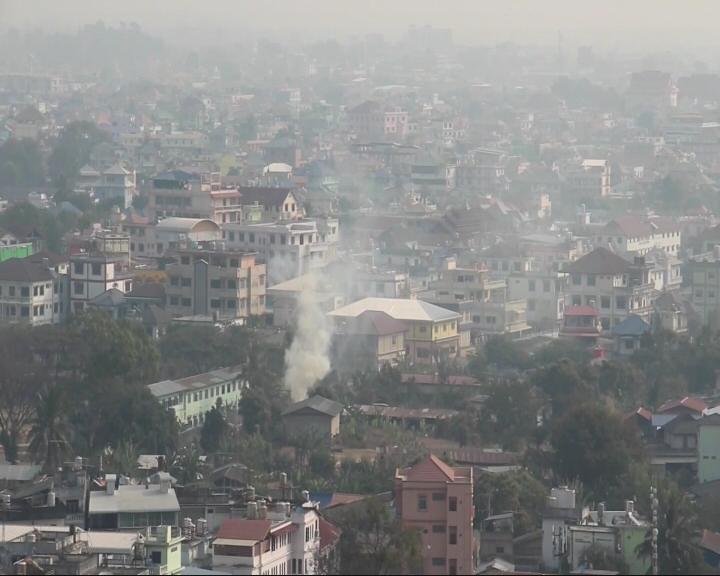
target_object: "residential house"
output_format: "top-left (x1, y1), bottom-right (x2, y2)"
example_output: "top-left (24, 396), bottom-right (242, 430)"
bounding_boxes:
top-left (596, 215), bottom-right (681, 257)
top-left (148, 365), bottom-right (245, 429)
top-left (698, 414), bottom-right (720, 483)
top-left (611, 314), bottom-right (650, 356)
top-left (688, 251), bottom-right (720, 326)
top-left (564, 247), bottom-right (656, 331)
top-left (281, 395), bottom-right (343, 442)
top-left (212, 501), bottom-right (321, 575)
top-left (164, 246), bottom-right (266, 321)
top-left (267, 273), bottom-right (344, 328)
top-left (87, 474), bottom-right (180, 530)
top-left (559, 305), bottom-right (601, 344)
top-left (329, 297), bottom-right (464, 365)
top-left (92, 164), bottom-right (137, 209)
top-left (346, 100), bottom-right (384, 141)
top-left (652, 290), bottom-right (689, 334)
top-left (152, 217), bottom-right (222, 257)
top-left (507, 271), bottom-right (567, 329)
top-left (69, 253), bottom-right (132, 315)
top-left (147, 170), bottom-right (217, 220)
top-left (567, 159), bottom-right (612, 197)
top-left (0, 254), bottom-right (68, 326)
top-left (394, 454), bottom-right (474, 576)
top-left (331, 310), bottom-right (407, 371)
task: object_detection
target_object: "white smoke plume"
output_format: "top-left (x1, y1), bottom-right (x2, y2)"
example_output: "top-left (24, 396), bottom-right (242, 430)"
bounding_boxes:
top-left (283, 272), bottom-right (332, 401)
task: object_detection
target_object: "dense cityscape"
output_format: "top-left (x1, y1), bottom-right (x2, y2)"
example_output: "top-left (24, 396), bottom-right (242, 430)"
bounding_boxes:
top-left (1, 1), bottom-right (720, 574)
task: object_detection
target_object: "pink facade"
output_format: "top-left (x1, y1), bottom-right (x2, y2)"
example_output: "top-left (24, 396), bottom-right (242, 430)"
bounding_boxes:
top-left (394, 455), bottom-right (474, 575)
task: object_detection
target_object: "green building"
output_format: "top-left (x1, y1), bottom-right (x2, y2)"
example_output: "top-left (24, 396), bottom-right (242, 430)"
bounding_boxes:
top-left (698, 414), bottom-right (720, 483)
top-left (0, 243), bottom-right (33, 262)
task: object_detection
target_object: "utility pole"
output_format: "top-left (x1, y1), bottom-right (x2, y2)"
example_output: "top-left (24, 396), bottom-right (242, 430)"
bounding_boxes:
top-left (650, 485), bottom-right (659, 576)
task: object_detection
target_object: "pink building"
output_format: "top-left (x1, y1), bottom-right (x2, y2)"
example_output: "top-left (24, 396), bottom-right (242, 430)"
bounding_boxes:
top-left (394, 454), bottom-right (474, 575)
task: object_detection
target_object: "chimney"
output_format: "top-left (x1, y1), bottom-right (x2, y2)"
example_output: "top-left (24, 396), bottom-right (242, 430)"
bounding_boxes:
top-left (105, 474), bottom-right (116, 496)
top-left (247, 502), bottom-right (258, 519)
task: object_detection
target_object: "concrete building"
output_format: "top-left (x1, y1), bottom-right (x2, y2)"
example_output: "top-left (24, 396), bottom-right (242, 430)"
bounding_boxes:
top-left (564, 247), bottom-right (656, 331)
top-left (688, 252), bottom-right (720, 326)
top-left (596, 215), bottom-right (681, 257)
top-left (541, 486), bottom-right (580, 573)
top-left (164, 246), bottom-right (266, 322)
top-left (281, 395), bottom-right (343, 442)
top-left (698, 414), bottom-right (720, 484)
top-left (329, 297), bottom-right (463, 365)
top-left (222, 218), bottom-right (339, 284)
top-left (69, 253), bottom-right (133, 315)
top-left (212, 187), bottom-right (302, 225)
top-left (568, 159), bottom-right (612, 197)
top-left (92, 164), bottom-right (137, 209)
top-left (148, 366), bottom-right (245, 429)
top-left (87, 474), bottom-right (180, 530)
top-left (0, 254), bottom-right (67, 326)
top-left (394, 454), bottom-right (474, 576)
top-left (147, 170), bottom-right (218, 220)
top-left (122, 217), bottom-right (221, 259)
top-left (508, 271), bottom-right (567, 329)
top-left (212, 501), bottom-right (321, 575)
top-left (331, 310), bottom-right (407, 371)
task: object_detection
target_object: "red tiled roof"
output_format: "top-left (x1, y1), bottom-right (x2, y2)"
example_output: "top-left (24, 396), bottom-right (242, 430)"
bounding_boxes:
top-left (404, 454), bottom-right (455, 482)
top-left (326, 493), bottom-right (367, 508)
top-left (701, 529), bottom-right (720, 555)
top-left (564, 305), bottom-right (599, 316)
top-left (216, 519), bottom-right (272, 542)
top-left (657, 396), bottom-right (707, 414)
top-left (634, 407), bottom-right (652, 421)
top-left (318, 517), bottom-right (341, 551)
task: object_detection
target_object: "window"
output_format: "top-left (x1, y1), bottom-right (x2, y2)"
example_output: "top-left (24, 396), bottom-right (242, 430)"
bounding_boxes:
top-left (249, 233), bottom-right (255, 243)
top-left (449, 559), bottom-right (458, 575)
top-left (92, 263), bottom-right (102, 275)
top-left (418, 495), bottom-right (427, 511)
top-left (74, 262), bottom-right (84, 275)
top-left (181, 298), bottom-right (191, 307)
top-left (543, 279), bottom-right (551, 292)
top-left (210, 279), bottom-right (222, 289)
top-left (449, 525), bottom-right (458, 545)
top-left (227, 279), bottom-right (237, 289)
top-left (449, 497), bottom-right (457, 512)
top-left (170, 296), bottom-right (179, 305)
top-left (419, 325), bottom-right (427, 333)
top-left (528, 280), bottom-right (536, 292)
top-left (528, 299), bottom-right (536, 311)
top-left (74, 282), bottom-right (84, 295)
top-left (601, 317), bottom-right (610, 330)
top-left (601, 296), bottom-right (610, 309)
top-left (431, 558), bottom-right (446, 567)
top-left (170, 276), bottom-right (179, 286)
top-left (181, 278), bottom-right (191, 287)
top-left (227, 299), bottom-right (236, 309)
top-left (20, 305), bottom-right (29, 317)
top-left (211, 299), bottom-right (221, 309)
top-left (587, 275), bottom-right (596, 286)
top-left (8, 286), bottom-right (14, 296)
top-left (572, 295), bottom-right (582, 306)
top-left (616, 296), bottom-right (627, 309)
top-left (485, 316), bottom-right (496, 324)
top-left (572, 274), bottom-right (581, 285)
top-left (20, 286), bottom-right (29, 297)
top-left (432, 525), bottom-right (446, 533)
top-left (181, 256), bottom-right (190, 265)
top-left (151, 551), bottom-right (162, 564)
top-left (417, 348), bottom-right (430, 359)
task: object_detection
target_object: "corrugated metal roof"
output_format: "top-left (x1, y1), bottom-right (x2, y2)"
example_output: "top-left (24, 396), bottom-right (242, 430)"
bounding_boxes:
top-left (329, 297), bottom-right (459, 322)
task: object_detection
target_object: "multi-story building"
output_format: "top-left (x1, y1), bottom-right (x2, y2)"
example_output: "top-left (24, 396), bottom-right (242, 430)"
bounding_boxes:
top-left (596, 215), bottom-right (681, 257)
top-left (329, 297), bottom-right (463, 364)
top-left (92, 164), bottom-right (137, 209)
top-left (688, 251), bottom-right (720, 326)
top-left (211, 186), bottom-right (302, 225)
top-left (146, 170), bottom-right (219, 220)
top-left (0, 254), bottom-right (68, 326)
top-left (567, 159), bottom-right (612, 197)
top-left (394, 454), bottom-right (474, 576)
top-left (69, 253), bottom-right (132, 315)
top-left (346, 100), bottom-right (384, 141)
top-left (164, 246), bottom-right (265, 321)
top-left (148, 366), bottom-right (245, 429)
top-left (331, 310), bottom-right (408, 371)
top-left (564, 247), bottom-right (656, 331)
top-left (222, 218), bottom-right (339, 284)
top-left (212, 501), bottom-right (322, 575)
top-left (508, 271), bottom-right (568, 329)
top-left (384, 107), bottom-right (409, 139)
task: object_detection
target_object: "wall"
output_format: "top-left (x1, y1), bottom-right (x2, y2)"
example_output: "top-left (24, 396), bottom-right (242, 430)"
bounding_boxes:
top-left (699, 423), bottom-right (720, 483)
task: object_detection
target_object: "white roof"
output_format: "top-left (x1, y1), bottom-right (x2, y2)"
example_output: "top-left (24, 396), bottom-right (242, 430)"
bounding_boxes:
top-left (84, 531), bottom-right (137, 554)
top-left (263, 162), bottom-right (292, 174)
top-left (88, 485), bottom-right (180, 515)
top-left (1, 525), bottom-right (70, 544)
top-left (155, 217), bottom-right (218, 233)
top-left (328, 297), bottom-right (459, 322)
top-left (582, 159), bottom-right (608, 168)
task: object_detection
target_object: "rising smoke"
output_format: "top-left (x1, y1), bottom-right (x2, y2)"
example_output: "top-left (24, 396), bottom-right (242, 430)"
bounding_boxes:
top-left (282, 272), bottom-right (332, 401)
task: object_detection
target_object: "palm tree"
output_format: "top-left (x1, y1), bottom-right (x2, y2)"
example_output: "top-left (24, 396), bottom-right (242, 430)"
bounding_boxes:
top-left (27, 386), bottom-right (70, 473)
top-left (636, 482), bottom-right (703, 574)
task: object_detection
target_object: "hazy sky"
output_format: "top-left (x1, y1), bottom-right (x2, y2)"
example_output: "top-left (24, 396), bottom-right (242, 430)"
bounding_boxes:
top-left (1, 0), bottom-right (718, 50)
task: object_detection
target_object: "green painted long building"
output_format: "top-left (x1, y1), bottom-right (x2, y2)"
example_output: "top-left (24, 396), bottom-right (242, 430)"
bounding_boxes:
top-left (0, 243), bottom-right (33, 262)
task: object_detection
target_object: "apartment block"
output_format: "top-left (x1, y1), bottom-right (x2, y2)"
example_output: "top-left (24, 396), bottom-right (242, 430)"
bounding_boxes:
top-left (165, 246), bottom-right (266, 321)
top-left (69, 254), bottom-right (133, 315)
top-left (394, 455), bottom-right (474, 576)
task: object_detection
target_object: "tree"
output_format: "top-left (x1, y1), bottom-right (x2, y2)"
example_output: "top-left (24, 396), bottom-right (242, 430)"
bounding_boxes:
top-left (596, 361), bottom-right (648, 409)
top-left (551, 404), bottom-right (641, 500)
top-left (0, 138), bottom-right (45, 187)
top-left (532, 359), bottom-right (595, 416)
top-left (482, 336), bottom-right (529, 370)
top-left (336, 497), bottom-right (422, 575)
top-left (581, 545), bottom-right (630, 574)
top-left (480, 377), bottom-right (539, 449)
top-left (48, 120), bottom-right (108, 189)
top-left (27, 385), bottom-right (71, 473)
top-left (200, 407), bottom-right (227, 453)
top-left (636, 481), bottom-right (704, 574)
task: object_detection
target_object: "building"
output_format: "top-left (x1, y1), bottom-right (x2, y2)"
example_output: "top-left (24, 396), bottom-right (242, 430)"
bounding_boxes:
top-left (347, 100), bottom-right (384, 140)
top-left (152, 217), bottom-right (222, 257)
top-left (92, 164), bottom-right (137, 209)
top-left (0, 255), bottom-right (67, 326)
top-left (329, 297), bottom-right (463, 365)
top-left (508, 271), bottom-right (567, 329)
top-left (688, 252), bottom-right (720, 326)
top-left (331, 310), bottom-right (407, 371)
top-left (564, 247), bottom-right (656, 331)
top-left (568, 159), bottom-right (612, 197)
top-left (69, 253), bottom-right (133, 315)
top-left (394, 454), bottom-right (474, 576)
top-left (146, 170), bottom-right (217, 220)
top-left (267, 273), bottom-right (344, 328)
top-left (222, 217), bottom-right (339, 284)
top-left (281, 395), bottom-right (343, 442)
top-left (164, 246), bottom-right (266, 321)
top-left (596, 215), bottom-right (681, 257)
top-left (211, 501), bottom-right (321, 575)
top-left (87, 474), bottom-right (180, 530)
top-left (541, 486), bottom-right (581, 573)
top-left (652, 290), bottom-right (689, 334)
top-left (611, 314), bottom-right (651, 356)
top-left (698, 414), bottom-right (720, 484)
top-left (148, 365), bottom-right (245, 429)
top-left (559, 305), bottom-right (601, 344)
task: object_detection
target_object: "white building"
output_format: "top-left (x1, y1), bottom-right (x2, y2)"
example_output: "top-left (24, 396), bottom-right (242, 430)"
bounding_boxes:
top-left (212, 501), bottom-right (320, 575)
top-left (597, 215), bottom-right (681, 257)
top-left (69, 254), bottom-right (133, 314)
top-left (222, 218), bottom-right (339, 284)
top-left (0, 254), bottom-right (68, 326)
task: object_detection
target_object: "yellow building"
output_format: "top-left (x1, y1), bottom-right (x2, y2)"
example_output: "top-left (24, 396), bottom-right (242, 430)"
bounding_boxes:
top-left (329, 297), bottom-right (462, 365)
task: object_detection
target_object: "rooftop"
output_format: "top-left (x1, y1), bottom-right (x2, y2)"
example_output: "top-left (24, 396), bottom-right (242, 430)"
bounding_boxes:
top-left (283, 395), bottom-right (343, 417)
top-left (565, 247), bottom-right (632, 275)
top-left (147, 365), bottom-right (243, 398)
top-left (0, 258), bottom-right (53, 283)
top-left (329, 297), bottom-right (459, 323)
top-left (88, 484), bottom-right (179, 515)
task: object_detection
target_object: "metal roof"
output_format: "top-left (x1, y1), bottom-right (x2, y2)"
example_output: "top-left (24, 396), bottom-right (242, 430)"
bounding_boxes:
top-left (329, 297), bottom-right (460, 322)
top-left (88, 485), bottom-right (179, 515)
top-left (148, 366), bottom-right (243, 398)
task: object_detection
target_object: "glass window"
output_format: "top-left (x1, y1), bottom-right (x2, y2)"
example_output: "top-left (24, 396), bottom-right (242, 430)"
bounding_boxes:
top-left (210, 279), bottom-right (222, 289)
top-left (449, 525), bottom-right (458, 545)
top-left (432, 525), bottom-right (446, 533)
top-left (587, 275), bottom-right (596, 286)
top-left (21, 286), bottom-right (29, 297)
top-left (572, 274), bottom-right (581, 285)
top-left (418, 495), bottom-right (427, 511)
top-left (449, 497), bottom-right (457, 512)
top-left (432, 558), bottom-right (446, 567)
top-left (528, 280), bottom-right (536, 292)
top-left (92, 263), bottom-right (102, 275)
